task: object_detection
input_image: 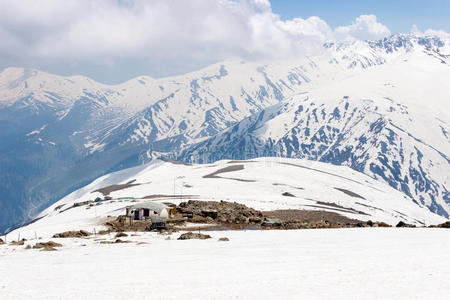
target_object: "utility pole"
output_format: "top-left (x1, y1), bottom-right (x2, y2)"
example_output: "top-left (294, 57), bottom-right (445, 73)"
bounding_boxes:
top-left (173, 176), bottom-right (176, 198)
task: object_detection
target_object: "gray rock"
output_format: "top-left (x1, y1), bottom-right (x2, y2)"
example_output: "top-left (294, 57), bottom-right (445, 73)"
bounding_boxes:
top-left (178, 232), bottom-right (212, 240)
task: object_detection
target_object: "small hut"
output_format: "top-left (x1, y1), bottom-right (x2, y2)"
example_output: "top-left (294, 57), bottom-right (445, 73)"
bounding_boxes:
top-left (126, 202), bottom-right (171, 220)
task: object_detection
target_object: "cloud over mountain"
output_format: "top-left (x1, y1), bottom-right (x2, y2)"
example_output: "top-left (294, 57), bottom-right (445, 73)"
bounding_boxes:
top-left (335, 15), bottom-right (391, 41)
top-left (1, 0), bottom-right (445, 82)
top-left (0, 0), bottom-right (392, 79)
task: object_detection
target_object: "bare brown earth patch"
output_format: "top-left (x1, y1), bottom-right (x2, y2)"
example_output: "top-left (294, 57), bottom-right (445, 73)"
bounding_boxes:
top-left (304, 204), bottom-right (368, 215)
top-left (93, 183), bottom-right (141, 196)
top-left (10, 240), bottom-right (25, 246)
top-left (264, 210), bottom-right (362, 225)
top-left (273, 183), bottom-right (304, 190)
top-left (100, 239), bottom-right (132, 244)
top-left (334, 187), bottom-right (366, 200)
top-left (203, 165), bottom-right (244, 178)
top-left (203, 165), bottom-right (256, 182)
top-left (53, 230), bottom-right (91, 238)
top-left (315, 201), bottom-right (368, 215)
top-left (33, 241), bottom-right (62, 251)
top-left (282, 192), bottom-right (296, 197)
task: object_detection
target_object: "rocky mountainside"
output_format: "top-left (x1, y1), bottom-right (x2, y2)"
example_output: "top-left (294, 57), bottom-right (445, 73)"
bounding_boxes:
top-left (0, 34), bottom-right (449, 232)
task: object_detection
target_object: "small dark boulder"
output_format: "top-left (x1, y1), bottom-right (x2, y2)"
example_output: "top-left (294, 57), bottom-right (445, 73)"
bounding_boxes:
top-left (0, 238), bottom-right (4, 244)
top-left (178, 232), bottom-right (212, 240)
top-left (218, 237), bottom-right (229, 242)
top-left (396, 221), bottom-right (414, 228)
top-left (115, 232), bottom-right (128, 238)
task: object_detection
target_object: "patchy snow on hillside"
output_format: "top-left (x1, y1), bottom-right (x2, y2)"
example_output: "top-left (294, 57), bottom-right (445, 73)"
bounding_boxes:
top-left (7, 158), bottom-right (446, 242)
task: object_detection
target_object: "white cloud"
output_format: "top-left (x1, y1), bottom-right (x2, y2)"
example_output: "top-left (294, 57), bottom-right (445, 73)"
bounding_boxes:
top-left (410, 24), bottom-right (450, 40)
top-left (0, 1), bottom-right (400, 82)
top-left (334, 15), bottom-right (391, 41)
top-left (424, 29), bottom-right (450, 39)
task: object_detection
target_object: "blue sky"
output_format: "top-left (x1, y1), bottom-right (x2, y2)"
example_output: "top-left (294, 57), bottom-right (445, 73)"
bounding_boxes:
top-left (271, 0), bottom-right (450, 33)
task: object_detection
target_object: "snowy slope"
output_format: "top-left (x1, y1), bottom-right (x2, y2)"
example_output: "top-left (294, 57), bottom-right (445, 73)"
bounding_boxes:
top-left (181, 38), bottom-right (450, 217)
top-left (8, 158), bottom-right (446, 241)
top-left (0, 56), bottom-right (343, 232)
top-left (1, 34), bottom-right (449, 232)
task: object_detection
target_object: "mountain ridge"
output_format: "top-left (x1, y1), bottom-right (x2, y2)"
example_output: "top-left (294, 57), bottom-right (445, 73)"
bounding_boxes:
top-left (1, 33), bottom-right (449, 233)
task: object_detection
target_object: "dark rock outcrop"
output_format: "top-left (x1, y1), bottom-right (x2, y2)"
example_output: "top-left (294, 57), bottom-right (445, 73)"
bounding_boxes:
top-left (178, 200), bottom-right (263, 224)
top-left (178, 232), bottom-right (212, 240)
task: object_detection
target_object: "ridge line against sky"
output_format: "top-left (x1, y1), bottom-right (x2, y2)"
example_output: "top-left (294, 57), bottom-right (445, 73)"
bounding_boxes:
top-left (0, 0), bottom-right (449, 84)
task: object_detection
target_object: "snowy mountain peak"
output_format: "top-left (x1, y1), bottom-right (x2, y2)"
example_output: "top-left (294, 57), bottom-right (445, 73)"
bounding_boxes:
top-left (1, 34), bottom-right (449, 232)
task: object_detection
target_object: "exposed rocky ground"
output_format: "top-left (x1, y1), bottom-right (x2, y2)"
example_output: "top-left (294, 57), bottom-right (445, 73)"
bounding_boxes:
top-left (178, 200), bottom-right (264, 225)
top-left (100, 200), bottom-right (450, 234)
top-left (178, 200), bottom-right (392, 229)
top-left (429, 221), bottom-right (450, 228)
top-left (263, 210), bottom-right (390, 229)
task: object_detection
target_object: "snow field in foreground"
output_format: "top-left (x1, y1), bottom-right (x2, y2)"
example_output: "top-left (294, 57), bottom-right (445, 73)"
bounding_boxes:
top-left (1, 228), bottom-right (450, 300)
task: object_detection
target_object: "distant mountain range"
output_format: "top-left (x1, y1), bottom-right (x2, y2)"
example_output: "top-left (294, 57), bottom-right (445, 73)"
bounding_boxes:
top-left (1, 34), bottom-right (449, 233)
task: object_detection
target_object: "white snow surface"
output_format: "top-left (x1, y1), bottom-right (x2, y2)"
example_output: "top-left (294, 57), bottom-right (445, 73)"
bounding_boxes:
top-left (1, 228), bottom-right (450, 299)
top-left (9, 158), bottom-right (447, 242)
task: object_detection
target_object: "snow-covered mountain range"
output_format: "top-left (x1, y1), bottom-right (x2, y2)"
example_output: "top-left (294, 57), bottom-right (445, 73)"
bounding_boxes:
top-left (1, 34), bottom-right (449, 232)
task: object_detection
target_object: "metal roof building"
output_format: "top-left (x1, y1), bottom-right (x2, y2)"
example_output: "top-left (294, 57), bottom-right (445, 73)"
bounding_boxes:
top-left (126, 202), bottom-right (171, 220)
